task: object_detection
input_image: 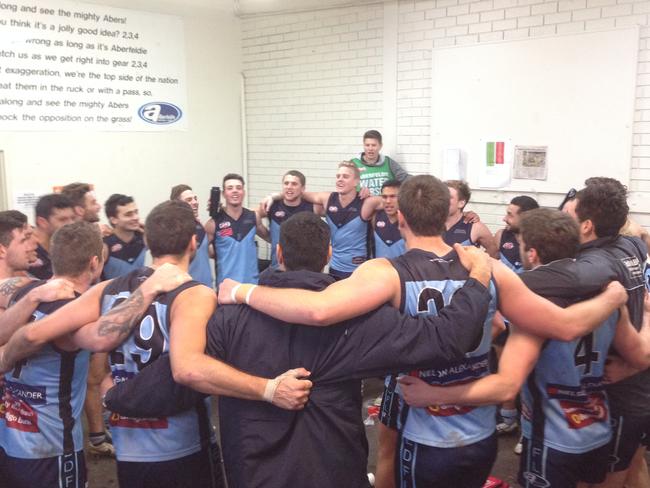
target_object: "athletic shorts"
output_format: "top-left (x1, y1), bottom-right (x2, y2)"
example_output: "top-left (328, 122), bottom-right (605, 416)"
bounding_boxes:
top-left (518, 437), bottom-right (608, 487)
top-left (397, 433), bottom-right (497, 488)
top-left (379, 375), bottom-right (400, 430)
top-left (116, 443), bottom-right (225, 488)
top-left (606, 412), bottom-right (650, 472)
top-left (0, 448), bottom-right (87, 488)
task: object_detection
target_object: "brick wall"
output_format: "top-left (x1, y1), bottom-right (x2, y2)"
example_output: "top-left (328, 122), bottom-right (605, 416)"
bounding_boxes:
top-left (241, 0), bottom-right (650, 230)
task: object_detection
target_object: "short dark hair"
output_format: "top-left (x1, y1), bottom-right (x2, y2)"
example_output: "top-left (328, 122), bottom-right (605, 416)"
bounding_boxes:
top-left (520, 208), bottom-right (580, 264)
top-left (35, 194), bottom-right (73, 221)
top-left (510, 196), bottom-right (539, 213)
top-left (170, 184), bottom-right (192, 201)
top-left (60, 182), bottom-right (92, 207)
top-left (0, 211), bottom-right (27, 247)
top-left (145, 201), bottom-right (196, 258)
top-left (105, 194), bottom-right (135, 222)
top-left (223, 173), bottom-right (245, 187)
top-left (50, 221), bottom-right (103, 277)
top-left (381, 179), bottom-right (401, 191)
top-left (363, 130), bottom-right (382, 143)
top-left (279, 213), bottom-right (330, 272)
top-left (398, 175), bottom-right (449, 236)
top-left (283, 170), bottom-right (306, 186)
top-left (585, 176), bottom-right (628, 196)
top-left (446, 180), bottom-right (471, 208)
top-left (575, 181), bottom-right (628, 237)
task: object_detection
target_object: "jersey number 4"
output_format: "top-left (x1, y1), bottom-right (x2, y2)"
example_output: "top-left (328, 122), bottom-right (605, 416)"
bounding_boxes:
top-left (573, 333), bottom-right (600, 375)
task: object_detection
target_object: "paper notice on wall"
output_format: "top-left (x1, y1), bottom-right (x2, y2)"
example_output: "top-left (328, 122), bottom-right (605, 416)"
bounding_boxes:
top-left (0, 0), bottom-right (187, 131)
top-left (13, 191), bottom-right (39, 218)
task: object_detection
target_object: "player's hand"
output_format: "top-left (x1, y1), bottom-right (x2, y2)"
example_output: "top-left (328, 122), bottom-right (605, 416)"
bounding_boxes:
top-left (262, 195), bottom-right (275, 213)
top-left (143, 263), bottom-right (192, 295)
top-left (398, 375), bottom-right (436, 408)
top-left (604, 355), bottom-right (640, 384)
top-left (270, 367), bottom-right (312, 410)
top-left (462, 210), bottom-right (480, 224)
top-left (454, 244), bottom-right (491, 286)
top-left (603, 281), bottom-right (627, 308)
top-left (99, 223), bottom-right (114, 237)
top-left (358, 186), bottom-right (371, 199)
top-left (31, 278), bottom-right (75, 303)
top-left (218, 278), bottom-right (242, 304)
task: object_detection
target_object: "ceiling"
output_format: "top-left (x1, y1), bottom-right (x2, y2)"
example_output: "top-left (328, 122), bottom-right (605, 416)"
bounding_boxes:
top-left (79, 0), bottom-right (379, 17)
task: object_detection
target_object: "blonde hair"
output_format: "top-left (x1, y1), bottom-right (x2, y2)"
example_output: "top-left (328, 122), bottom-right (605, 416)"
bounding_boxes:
top-left (338, 161), bottom-right (360, 179)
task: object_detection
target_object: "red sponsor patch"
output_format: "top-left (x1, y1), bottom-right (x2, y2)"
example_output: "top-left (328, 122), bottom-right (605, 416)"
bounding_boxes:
top-left (557, 393), bottom-right (608, 429)
top-left (3, 393), bottom-right (39, 433)
top-left (218, 228), bottom-right (233, 238)
top-left (426, 404), bottom-right (475, 417)
top-left (109, 412), bottom-right (169, 429)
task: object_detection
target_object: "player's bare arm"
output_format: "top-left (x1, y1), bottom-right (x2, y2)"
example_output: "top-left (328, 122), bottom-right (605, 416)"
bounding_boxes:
top-left (472, 223), bottom-right (499, 259)
top-left (71, 263), bottom-right (192, 351)
top-left (492, 259), bottom-right (627, 341)
top-left (0, 278), bottom-right (75, 345)
top-left (219, 243), bottom-right (492, 326)
top-left (399, 327), bottom-right (543, 407)
top-left (169, 285), bottom-right (311, 410)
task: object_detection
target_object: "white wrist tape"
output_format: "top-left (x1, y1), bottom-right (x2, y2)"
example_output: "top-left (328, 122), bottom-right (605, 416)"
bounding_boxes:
top-left (245, 285), bottom-right (257, 305)
top-left (230, 284), bottom-right (242, 304)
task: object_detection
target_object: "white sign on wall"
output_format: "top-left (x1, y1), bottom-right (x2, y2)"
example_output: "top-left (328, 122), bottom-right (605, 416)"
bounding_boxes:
top-left (0, 0), bottom-right (187, 131)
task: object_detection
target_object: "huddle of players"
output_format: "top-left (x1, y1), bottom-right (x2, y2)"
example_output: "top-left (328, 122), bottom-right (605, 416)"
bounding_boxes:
top-left (217, 174), bottom-right (650, 488)
top-left (0, 128), bottom-right (647, 488)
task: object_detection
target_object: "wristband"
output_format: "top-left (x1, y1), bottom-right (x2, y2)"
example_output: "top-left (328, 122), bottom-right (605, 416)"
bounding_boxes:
top-left (245, 285), bottom-right (257, 305)
top-left (263, 378), bottom-right (279, 402)
top-left (230, 284), bottom-right (242, 304)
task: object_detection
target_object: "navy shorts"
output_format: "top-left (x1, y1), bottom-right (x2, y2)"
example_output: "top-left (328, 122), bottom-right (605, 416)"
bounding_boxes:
top-left (116, 443), bottom-right (225, 488)
top-left (0, 448), bottom-right (87, 488)
top-left (378, 375), bottom-right (400, 430)
top-left (518, 437), bottom-right (608, 487)
top-left (397, 433), bottom-right (497, 488)
top-left (606, 412), bottom-right (650, 472)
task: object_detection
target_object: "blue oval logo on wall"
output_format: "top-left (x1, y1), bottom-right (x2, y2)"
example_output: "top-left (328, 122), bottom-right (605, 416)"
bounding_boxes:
top-left (138, 102), bottom-right (182, 125)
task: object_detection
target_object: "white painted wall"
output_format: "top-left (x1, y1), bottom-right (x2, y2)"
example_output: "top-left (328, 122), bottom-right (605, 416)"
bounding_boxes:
top-left (240, 0), bottom-right (650, 231)
top-left (1, 2), bottom-right (242, 223)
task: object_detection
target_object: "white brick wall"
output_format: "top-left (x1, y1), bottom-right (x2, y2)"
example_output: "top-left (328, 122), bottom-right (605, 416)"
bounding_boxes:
top-left (241, 0), bottom-right (650, 230)
top-left (242, 4), bottom-right (385, 205)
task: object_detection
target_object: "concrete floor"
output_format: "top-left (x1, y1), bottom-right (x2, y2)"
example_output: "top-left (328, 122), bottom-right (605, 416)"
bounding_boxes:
top-left (86, 378), bottom-right (522, 487)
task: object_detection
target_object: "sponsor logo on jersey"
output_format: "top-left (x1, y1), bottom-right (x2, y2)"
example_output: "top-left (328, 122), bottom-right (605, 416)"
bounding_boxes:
top-left (621, 255), bottom-right (643, 280)
top-left (2, 382), bottom-right (45, 433)
top-left (522, 472), bottom-right (550, 488)
top-left (109, 412), bottom-right (169, 430)
top-left (218, 221), bottom-right (231, 229)
top-left (328, 206), bottom-right (338, 213)
top-left (218, 228), bottom-right (233, 238)
top-left (454, 229), bottom-right (467, 234)
top-left (274, 210), bottom-right (286, 218)
top-left (111, 243), bottom-right (123, 253)
top-left (31, 258), bottom-right (44, 267)
top-left (502, 242), bottom-right (514, 250)
top-left (138, 102), bottom-right (182, 125)
top-left (376, 221), bottom-right (386, 228)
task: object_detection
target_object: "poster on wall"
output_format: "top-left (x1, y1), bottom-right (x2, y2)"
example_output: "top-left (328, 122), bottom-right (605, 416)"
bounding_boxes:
top-left (0, 0), bottom-right (187, 131)
top-left (513, 145), bottom-right (548, 180)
